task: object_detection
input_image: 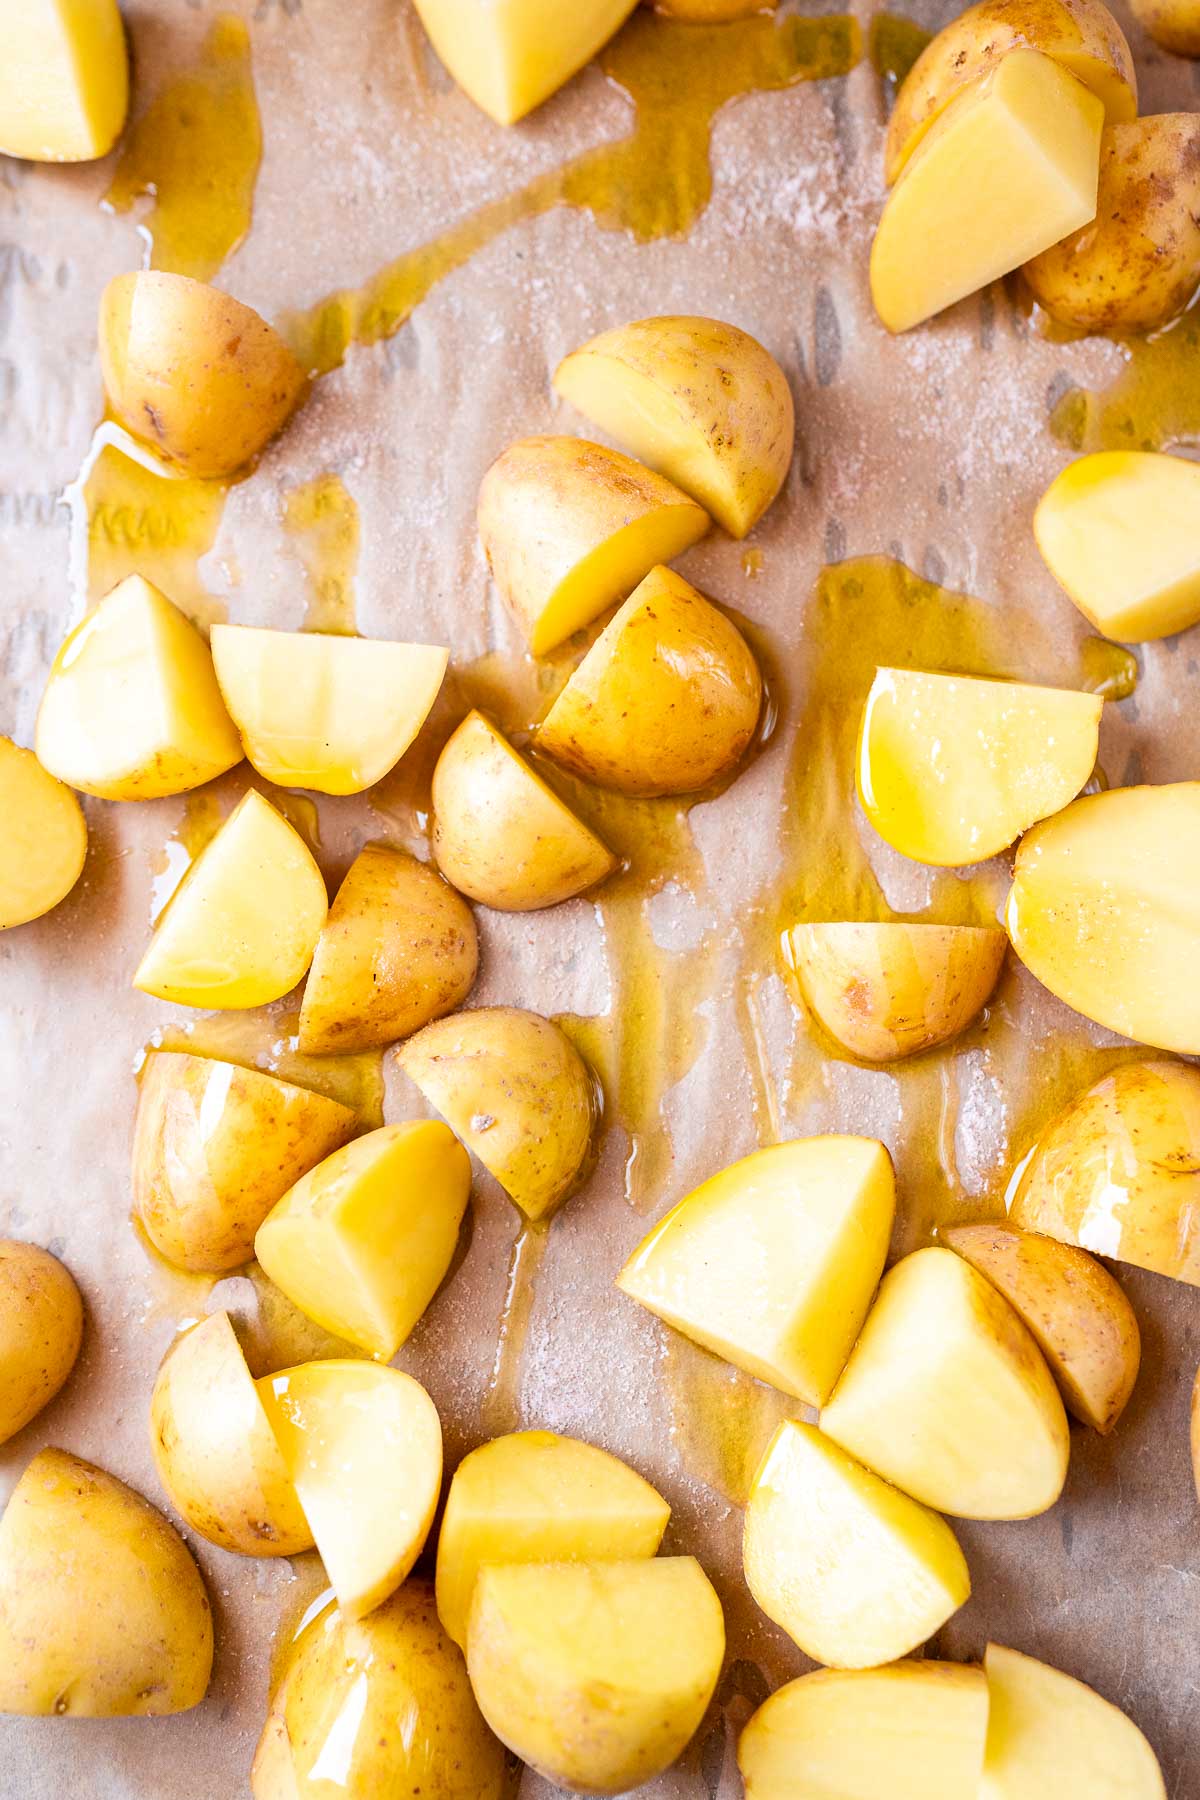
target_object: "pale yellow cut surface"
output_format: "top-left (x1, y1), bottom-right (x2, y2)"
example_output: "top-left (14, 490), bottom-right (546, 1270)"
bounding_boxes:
top-left (1006, 783), bottom-right (1200, 1053)
top-left (0, 737), bottom-right (86, 930)
top-left (257, 1360), bottom-right (442, 1620)
top-left (821, 1245), bottom-right (1070, 1519)
top-left (739, 1661), bottom-right (990, 1800)
top-left (133, 789), bottom-right (328, 1009)
top-left (411, 0), bottom-right (638, 124)
top-left (0, 0), bottom-right (128, 161)
top-left (210, 625), bottom-right (447, 794)
top-left (436, 1429), bottom-right (670, 1646)
top-left (858, 667), bottom-right (1102, 866)
top-left (37, 575), bottom-right (243, 800)
top-left (255, 1121), bottom-right (471, 1359)
top-left (743, 1421), bottom-right (970, 1669)
top-left (981, 1644), bottom-right (1166, 1798)
top-left (1035, 452), bottom-right (1200, 641)
top-left (617, 1136), bottom-right (895, 1405)
top-left (871, 51), bottom-right (1104, 333)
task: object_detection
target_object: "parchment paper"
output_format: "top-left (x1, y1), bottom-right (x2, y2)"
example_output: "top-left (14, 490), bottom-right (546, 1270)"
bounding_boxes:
top-left (2, 1), bottom-right (1199, 1795)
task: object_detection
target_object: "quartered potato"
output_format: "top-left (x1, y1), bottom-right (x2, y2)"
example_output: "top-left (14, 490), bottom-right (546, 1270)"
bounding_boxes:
top-left (257, 1359), bottom-right (442, 1620)
top-left (0, 1241), bottom-right (83, 1445)
top-left (617, 1136), bottom-right (895, 1405)
top-left (149, 1312), bottom-right (313, 1557)
top-left (133, 789), bottom-right (328, 1009)
top-left (883, 0), bottom-right (1136, 184)
top-left (0, 736), bottom-right (87, 930)
top-left (554, 315), bottom-right (794, 536)
top-left (255, 1121), bottom-right (471, 1359)
top-left (99, 272), bottom-right (307, 479)
top-left (432, 710), bottom-right (615, 910)
top-left (36, 574), bottom-right (243, 800)
top-left (538, 565), bottom-right (763, 795)
top-left (466, 1558), bottom-right (725, 1793)
top-left (739, 1661), bottom-right (990, 1800)
top-left (743, 1421), bottom-right (971, 1669)
top-left (821, 1246), bottom-right (1070, 1519)
top-left (1006, 784), bottom-right (1200, 1052)
top-left (1128, 0), bottom-right (1200, 54)
top-left (132, 1050), bottom-right (357, 1273)
top-left (478, 436), bottom-right (710, 654)
top-left (981, 1643), bottom-right (1166, 1798)
top-left (858, 668), bottom-right (1102, 866)
top-left (398, 1006), bottom-right (598, 1220)
top-left (0, 0), bottom-right (129, 161)
top-left (436, 1429), bottom-right (670, 1647)
top-left (210, 625), bottom-right (447, 794)
top-left (0, 1448), bottom-right (213, 1716)
top-left (298, 845), bottom-right (478, 1054)
top-left (411, 0), bottom-right (639, 124)
top-left (1010, 1059), bottom-right (1200, 1287)
top-left (944, 1221), bottom-right (1140, 1431)
top-left (1025, 117), bottom-right (1200, 332)
top-left (785, 921), bottom-right (1007, 1061)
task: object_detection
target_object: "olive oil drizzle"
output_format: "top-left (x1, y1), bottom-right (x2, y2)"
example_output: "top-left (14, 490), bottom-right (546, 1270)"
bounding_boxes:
top-left (283, 474), bottom-right (361, 635)
top-left (1049, 304), bottom-right (1200, 454)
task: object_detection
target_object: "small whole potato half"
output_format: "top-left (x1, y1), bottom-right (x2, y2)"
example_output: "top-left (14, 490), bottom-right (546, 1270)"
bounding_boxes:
top-left (943, 1221), bottom-right (1140, 1432)
top-left (785, 921), bottom-right (1007, 1062)
top-left (99, 270), bottom-right (308, 479)
top-left (150, 1312), bottom-right (313, 1557)
top-left (538, 565), bottom-right (763, 796)
top-left (0, 735), bottom-right (87, 930)
top-left (431, 710), bottom-right (615, 911)
top-left (398, 1006), bottom-right (599, 1221)
top-left (0, 1240), bottom-right (83, 1444)
top-left (1128, 0), bottom-right (1200, 53)
top-left (884, 0), bottom-right (1137, 184)
top-left (553, 316), bottom-right (794, 537)
top-left (298, 845), bottom-right (478, 1054)
top-left (132, 1049), bottom-right (357, 1273)
top-left (0, 1448), bottom-right (213, 1715)
top-left (1025, 116), bottom-right (1200, 332)
top-left (252, 1581), bottom-right (507, 1800)
top-left (478, 436), bottom-right (709, 655)
top-left (981, 1643), bottom-right (1167, 1796)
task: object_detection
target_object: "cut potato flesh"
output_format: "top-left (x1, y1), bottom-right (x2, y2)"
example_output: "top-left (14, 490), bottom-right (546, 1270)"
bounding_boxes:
top-left (981, 1643), bottom-right (1166, 1798)
top-left (411, 0), bottom-right (639, 125)
top-left (0, 0), bottom-right (128, 161)
top-left (739, 1661), bottom-right (990, 1800)
top-left (1006, 783), bottom-right (1200, 1053)
top-left (133, 788), bottom-right (328, 1009)
top-left (0, 737), bottom-right (87, 929)
top-left (436, 1428), bottom-right (670, 1646)
top-left (617, 1136), bottom-right (895, 1405)
top-left (1035, 452), bottom-right (1200, 642)
top-left (821, 1246), bottom-right (1070, 1519)
top-left (254, 1121), bottom-right (471, 1360)
top-left (36, 575), bottom-right (243, 800)
top-left (210, 625), bottom-right (447, 794)
top-left (871, 51), bottom-right (1104, 334)
top-left (858, 667), bottom-right (1102, 866)
top-left (257, 1360), bottom-right (442, 1620)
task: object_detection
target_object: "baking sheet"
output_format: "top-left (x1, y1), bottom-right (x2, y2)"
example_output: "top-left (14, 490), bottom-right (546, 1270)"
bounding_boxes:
top-left (2, 1), bottom-right (1200, 1794)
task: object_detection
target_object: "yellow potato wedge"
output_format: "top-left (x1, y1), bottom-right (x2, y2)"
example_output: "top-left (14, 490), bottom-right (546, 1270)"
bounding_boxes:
top-left (0, 736), bottom-right (87, 930)
top-left (0, 0), bottom-right (129, 161)
top-left (411, 0), bottom-right (639, 124)
top-left (981, 1643), bottom-right (1166, 1797)
top-left (0, 1241), bottom-right (83, 1445)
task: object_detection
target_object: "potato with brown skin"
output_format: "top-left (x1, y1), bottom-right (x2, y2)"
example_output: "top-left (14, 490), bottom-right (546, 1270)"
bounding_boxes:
top-left (1024, 117), bottom-right (1200, 332)
top-left (943, 1221), bottom-right (1140, 1432)
top-left (132, 1050), bottom-right (358, 1273)
top-left (1129, 0), bottom-right (1200, 55)
top-left (0, 1242), bottom-right (83, 1444)
top-left (299, 846), bottom-right (478, 1054)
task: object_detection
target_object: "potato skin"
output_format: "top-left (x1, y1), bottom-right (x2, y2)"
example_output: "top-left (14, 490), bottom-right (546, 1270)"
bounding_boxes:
top-left (0, 1241), bottom-right (83, 1444)
top-left (132, 1050), bottom-right (358, 1273)
top-left (943, 1222), bottom-right (1140, 1432)
top-left (299, 846), bottom-right (478, 1054)
top-left (1129, 0), bottom-right (1200, 54)
top-left (1024, 116), bottom-right (1200, 332)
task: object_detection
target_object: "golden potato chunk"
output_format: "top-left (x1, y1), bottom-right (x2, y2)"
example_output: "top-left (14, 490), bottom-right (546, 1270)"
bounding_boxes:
top-left (0, 0), bottom-right (128, 161)
top-left (1128, 0), bottom-right (1200, 55)
top-left (785, 921), bottom-right (1006, 1062)
top-left (99, 271), bottom-right (307, 479)
top-left (554, 316), bottom-right (793, 537)
top-left (411, 0), bottom-right (639, 124)
top-left (981, 1643), bottom-right (1166, 1797)
top-left (0, 1241), bottom-right (83, 1445)
top-left (538, 565), bottom-right (762, 795)
top-left (478, 436), bottom-right (709, 655)
top-left (0, 1448), bottom-right (212, 1716)
top-left (0, 736), bottom-right (87, 930)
